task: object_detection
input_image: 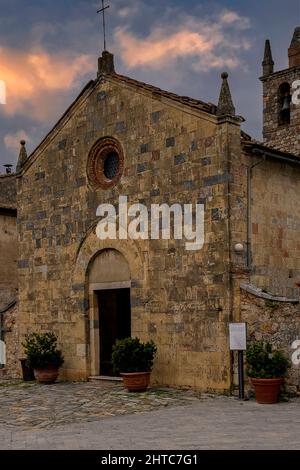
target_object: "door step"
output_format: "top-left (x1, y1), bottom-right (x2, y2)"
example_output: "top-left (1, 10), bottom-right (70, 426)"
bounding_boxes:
top-left (88, 375), bottom-right (122, 383)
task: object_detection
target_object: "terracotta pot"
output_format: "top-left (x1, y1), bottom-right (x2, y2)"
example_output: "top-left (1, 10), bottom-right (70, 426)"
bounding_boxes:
top-left (251, 377), bottom-right (283, 404)
top-left (120, 372), bottom-right (151, 392)
top-left (33, 366), bottom-right (60, 384)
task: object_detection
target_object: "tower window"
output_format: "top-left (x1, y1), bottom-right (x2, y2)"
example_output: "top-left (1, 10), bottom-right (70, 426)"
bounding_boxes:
top-left (278, 82), bottom-right (291, 126)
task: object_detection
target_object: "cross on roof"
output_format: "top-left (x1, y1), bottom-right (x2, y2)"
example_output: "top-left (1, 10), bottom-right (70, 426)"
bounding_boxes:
top-left (97, 1), bottom-right (110, 51)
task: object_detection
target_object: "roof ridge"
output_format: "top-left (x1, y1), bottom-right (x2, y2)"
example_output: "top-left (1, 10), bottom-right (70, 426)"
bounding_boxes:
top-left (111, 72), bottom-right (217, 115)
top-left (242, 139), bottom-right (300, 160)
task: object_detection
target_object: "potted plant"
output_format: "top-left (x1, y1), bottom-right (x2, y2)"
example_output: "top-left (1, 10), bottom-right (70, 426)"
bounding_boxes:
top-left (112, 337), bottom-right (157, 392)
top-left (22, 332), bottom-right (64, 384)
top-left (246, 341), bottom-right (290, 404)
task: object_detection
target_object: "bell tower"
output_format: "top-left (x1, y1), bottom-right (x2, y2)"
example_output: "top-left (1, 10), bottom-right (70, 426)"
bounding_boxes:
top-left (261, 27), bottom-right (300, 156)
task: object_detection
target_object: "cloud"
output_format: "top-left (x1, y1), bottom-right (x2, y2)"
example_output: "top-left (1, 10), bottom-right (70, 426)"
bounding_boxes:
top-left (113, 0), bottom-right (140, 19)
top-left (219, 10), bottom-right (250, 29)
top-left (114, 9), bottom-right (251, 71)
top-left (117, 7), bottom-right (132, 18)
top-left (0, 46), bottom-right (94, 121)
top-left (4, 130), bottom-right (31, 154)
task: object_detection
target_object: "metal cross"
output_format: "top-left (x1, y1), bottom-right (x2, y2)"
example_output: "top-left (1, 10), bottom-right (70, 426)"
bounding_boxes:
top-left (97, 0), bottom-right (110, 51)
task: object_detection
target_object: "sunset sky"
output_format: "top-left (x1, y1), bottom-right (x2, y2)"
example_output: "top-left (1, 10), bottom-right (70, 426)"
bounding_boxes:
top-left (0, 0), bottom-right (299, 169)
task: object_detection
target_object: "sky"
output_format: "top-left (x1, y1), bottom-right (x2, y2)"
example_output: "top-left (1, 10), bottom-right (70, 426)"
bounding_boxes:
top-left (0, 0), bottom-right (299, 170)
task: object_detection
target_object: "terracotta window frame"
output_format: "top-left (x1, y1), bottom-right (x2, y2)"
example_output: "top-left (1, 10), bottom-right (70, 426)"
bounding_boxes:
top-left (87, 137), bottom-right (124, 190)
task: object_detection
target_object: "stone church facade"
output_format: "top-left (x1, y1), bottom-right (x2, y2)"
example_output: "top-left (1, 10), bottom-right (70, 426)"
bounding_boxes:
top-left (1, 28), bottom-right (300, 392)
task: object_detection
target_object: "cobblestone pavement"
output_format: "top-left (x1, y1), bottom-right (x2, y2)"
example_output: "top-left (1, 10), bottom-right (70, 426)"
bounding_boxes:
top-left (0, 380), bottom-right (299, 450)
top-left (0, 380), bottom-right (201, 431)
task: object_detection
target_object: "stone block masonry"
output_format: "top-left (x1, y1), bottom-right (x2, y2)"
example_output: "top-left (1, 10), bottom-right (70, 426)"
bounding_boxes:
top-left (16, 71), bottom-right (240, 390)
top-left (241, 289), bottom-right (300, 394)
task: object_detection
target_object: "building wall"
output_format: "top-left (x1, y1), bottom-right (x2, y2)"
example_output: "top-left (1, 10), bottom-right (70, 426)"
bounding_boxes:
top-left (0, 175), bottom-right (17, 208)
top-left (17, 76), bottom-right (242, 390)
top-left (1, 302), bottom-right (19, 379)
top-left (241, 289), bottom-right (300, 394)
top-left (0, 174), bottom-right (17, 293)
top-left (0, 211), bottom-right (17, 291)
top-left (262, 66), bottom-right (300, 155)
top-left (250, 159), bottom-right (300, 297)
top-left (0, 175), bottom-right (18, 379)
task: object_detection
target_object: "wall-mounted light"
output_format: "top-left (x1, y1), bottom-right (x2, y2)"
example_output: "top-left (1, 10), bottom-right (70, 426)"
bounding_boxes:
top-left (234, 243), bottom-right (244, 254)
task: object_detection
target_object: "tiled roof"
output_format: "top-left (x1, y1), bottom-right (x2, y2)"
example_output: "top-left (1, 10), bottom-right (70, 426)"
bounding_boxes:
top-left (112, 73), bottom-right (218, 115)
top-left (242, 139), bottom-right (300, 163)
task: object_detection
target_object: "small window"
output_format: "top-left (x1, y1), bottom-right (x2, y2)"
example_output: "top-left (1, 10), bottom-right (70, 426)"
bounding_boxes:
top-left (278, 82), bottom-right (291, 126)
top-left (103, 152), bottom-right (120, 180)
top-left (87, 137), bottom-right (124, 190)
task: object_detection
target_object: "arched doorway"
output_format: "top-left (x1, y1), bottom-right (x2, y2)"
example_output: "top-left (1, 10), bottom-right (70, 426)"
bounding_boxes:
top-left (88, 249), bottom-right (131, 376)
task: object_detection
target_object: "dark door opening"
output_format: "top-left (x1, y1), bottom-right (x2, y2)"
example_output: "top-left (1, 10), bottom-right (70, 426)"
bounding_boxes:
top-left (97, 288), bottom-right (131, 376)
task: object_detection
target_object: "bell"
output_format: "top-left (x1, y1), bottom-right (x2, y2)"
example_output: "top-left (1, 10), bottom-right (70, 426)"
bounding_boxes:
top-left (282, 96), bottom-right (290, 111)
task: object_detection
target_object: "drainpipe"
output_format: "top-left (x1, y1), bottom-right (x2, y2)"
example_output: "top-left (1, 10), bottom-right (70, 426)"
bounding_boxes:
top-left (246, 157), bottom-right (266, 268)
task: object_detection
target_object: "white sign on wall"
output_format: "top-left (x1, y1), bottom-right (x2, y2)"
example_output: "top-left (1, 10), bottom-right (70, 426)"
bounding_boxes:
top-left (229, 323), bottom-right (247, 351)
top-left (0, 340), bottom-right (6, 365)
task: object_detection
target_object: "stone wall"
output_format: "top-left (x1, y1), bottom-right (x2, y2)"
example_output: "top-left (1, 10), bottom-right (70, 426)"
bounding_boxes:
top-left (0, 212), bottom-right (17, 291)
top-left (0, 301), bottom-right (20, 379)
top-left (241, 289), bottom-right (300, 394)
top-left (17, 73), bottom-right (243, 390)
top-left (0, 174), bottom-right (17, 209)
top-left (250, 158), bottom-right (300, 297)
top-left (0, 174), bottom-right (17, 292)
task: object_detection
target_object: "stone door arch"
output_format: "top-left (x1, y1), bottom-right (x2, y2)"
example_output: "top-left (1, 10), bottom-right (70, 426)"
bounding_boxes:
top-left (88, 249), bottom-right (131, 376)
top-left (72, 229), bottom-right (146, 378)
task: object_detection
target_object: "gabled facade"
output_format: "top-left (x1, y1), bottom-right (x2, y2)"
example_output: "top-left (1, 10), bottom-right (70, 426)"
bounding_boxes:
top-left (16, 51), bottom-right (246, 388)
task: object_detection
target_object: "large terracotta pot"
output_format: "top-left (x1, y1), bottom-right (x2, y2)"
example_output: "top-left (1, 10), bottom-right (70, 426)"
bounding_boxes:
top-left (120, 372), bottom-right (151, 392)
top-left (33, 366), bottom-right (60, 384)
top-left (251, 377), bottom-right (283, 404)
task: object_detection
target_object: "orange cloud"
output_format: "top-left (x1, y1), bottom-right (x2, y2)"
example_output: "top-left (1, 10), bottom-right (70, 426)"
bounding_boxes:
top-left (115, 28), bottom-right (217, 67)
top-left (114, 10), bottom-right (251, 71)
top-left (0, 46), bottom-right (94, 120)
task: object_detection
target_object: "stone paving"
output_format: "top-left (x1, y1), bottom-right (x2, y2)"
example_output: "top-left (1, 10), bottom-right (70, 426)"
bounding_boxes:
top-left (0, 380), bottom-right (299, 449)
top-left (0, 379), bottom-right (201, 431)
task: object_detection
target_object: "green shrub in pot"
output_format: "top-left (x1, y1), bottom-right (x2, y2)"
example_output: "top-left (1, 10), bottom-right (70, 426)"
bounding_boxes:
top-left (246, 341), bottom-right (290, 404)
top-left (246, 341), bottom-right (289, 379)
top-left (22, 332), bottom-right (64, 383)
top-left (112, 337), bottom-right (157, 392)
